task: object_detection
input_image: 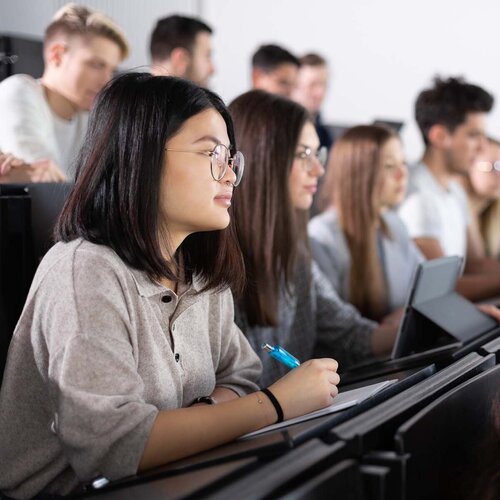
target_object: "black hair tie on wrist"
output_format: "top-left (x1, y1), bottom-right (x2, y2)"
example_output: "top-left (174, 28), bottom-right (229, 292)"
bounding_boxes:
top-left (261, 387), bottom-right (284, 423)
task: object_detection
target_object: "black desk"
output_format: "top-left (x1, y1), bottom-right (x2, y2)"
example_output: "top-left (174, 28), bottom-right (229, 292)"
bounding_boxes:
top-left (82, 365), bottom-right (434, 498)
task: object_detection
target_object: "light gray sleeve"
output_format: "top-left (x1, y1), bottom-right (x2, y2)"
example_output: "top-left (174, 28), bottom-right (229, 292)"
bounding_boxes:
top-left (309, 236), bottom-right (343, 294)
top-left (43, 252), bottom-right (158, 482)
top-left (211, 289), bottom-right (262, 396)
top-left (311, 262), bottom-right (376, 368)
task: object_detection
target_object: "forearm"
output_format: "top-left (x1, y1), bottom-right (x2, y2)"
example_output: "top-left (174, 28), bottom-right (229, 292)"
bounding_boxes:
top-left (456, 274), bottom-right (500, 302)
top-left (371, 323), bottom-right (398, 356)
top-left (465, 257), bottom-right (500, 274)
top-left (138, 392), bottom-right (276, 471)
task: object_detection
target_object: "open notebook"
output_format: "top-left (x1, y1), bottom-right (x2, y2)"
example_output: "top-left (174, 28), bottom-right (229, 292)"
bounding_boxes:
top-left (241, 379), bottom-right (397, 439)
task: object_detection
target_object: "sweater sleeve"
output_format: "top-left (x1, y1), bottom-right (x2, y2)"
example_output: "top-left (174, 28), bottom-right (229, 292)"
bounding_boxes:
top-left (211, 289), bottom-right (262, 396)
top-left (42, 251), bottom-right (158, 482)
top-left (312, 262), bottom-right (376, 368)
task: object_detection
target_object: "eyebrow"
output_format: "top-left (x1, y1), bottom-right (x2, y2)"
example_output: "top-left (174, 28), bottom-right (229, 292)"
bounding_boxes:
top-left (194, 135), bottom-right (230, 148)
top-left (297, 143), bottom-right (320, 150)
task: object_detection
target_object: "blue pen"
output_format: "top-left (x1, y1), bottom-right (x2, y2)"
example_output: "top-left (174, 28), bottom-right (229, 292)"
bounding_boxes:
top-left (262, 343), bottom-right (301, 369)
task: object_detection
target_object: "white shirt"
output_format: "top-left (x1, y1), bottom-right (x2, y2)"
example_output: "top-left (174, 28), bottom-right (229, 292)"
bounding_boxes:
top-left (0, 74), bottom-right (88, 178)
top-left (398, 162), bottom-right (470, 257)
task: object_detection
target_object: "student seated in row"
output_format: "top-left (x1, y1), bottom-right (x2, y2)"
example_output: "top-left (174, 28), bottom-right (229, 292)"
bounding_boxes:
top-left (0, 74), bottom-right (340, 498)
top-left (458, 137), bottom-right (500, 261)
top-left (309, 125), bottom-right (423, 321)
top-left (229, 90), bottom-right (398, 387)
top-left (0, 3), bottom-right (129, 180)
top-left (149, 14), bottom-right (215, 88)
top-left (398, 76), bottom-right (500, 301)
top-left (251, 44), bottom-right (300, 98)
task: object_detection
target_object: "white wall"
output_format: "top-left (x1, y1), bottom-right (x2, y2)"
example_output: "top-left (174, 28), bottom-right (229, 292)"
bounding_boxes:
top-left (203, 0), bottom-right (500, 161)
top-left (1, 0), bottom-right (499, 160)
top-left (0, 0), bottom-right (199, 70)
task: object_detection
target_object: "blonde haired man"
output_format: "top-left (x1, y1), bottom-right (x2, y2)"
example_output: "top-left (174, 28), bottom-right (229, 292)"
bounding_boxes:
top-left (0, 3), bottom-right (129, 179)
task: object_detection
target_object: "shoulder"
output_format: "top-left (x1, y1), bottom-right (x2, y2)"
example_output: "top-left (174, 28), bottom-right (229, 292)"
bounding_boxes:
top-left (384, 210), bottom-right (412, 238)
top-left (406, 163), bottom-right (435, 194)
top-left (0, 74), bottom-right (43, 101)
top-left (33, 239), bottom-right (138, 296)
top-left (309, 208), bottom-right (342, 243)
top-left (448, 179), bottom-right (468, 208)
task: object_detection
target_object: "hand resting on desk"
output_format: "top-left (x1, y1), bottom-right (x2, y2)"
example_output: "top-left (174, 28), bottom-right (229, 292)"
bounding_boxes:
top-left (139, 358), bottom-right (340, 471)
top-left (478, 304), bottom-right (500, 322)
top-left (0, 152), bottom-right (66, 183)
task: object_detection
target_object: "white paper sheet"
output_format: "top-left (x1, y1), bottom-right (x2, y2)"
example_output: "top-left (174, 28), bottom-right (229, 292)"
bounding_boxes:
top-left (241, 379), bottom-right (397, 439)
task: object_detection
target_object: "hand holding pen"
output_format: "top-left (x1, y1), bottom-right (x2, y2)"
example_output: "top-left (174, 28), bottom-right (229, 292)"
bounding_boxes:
top-left (262, 344), bottom-right (341, 420)
top-left (262, 343), bottom-right (300, 369)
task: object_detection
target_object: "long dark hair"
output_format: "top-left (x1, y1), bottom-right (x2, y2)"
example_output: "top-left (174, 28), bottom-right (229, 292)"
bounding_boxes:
top-left (229, 90), bottom-right (310, 326)
top-left (56, 72), bottom-right (244, 292)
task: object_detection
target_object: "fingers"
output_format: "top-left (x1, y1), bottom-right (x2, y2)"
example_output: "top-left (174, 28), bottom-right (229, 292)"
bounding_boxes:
top-left (328, 371), bottom-right (340, 386)
top-left (0, 153), bottom-right (16, 175)
top-left (30, 160), bottom-right (67, 183)
top-left (478, 304), bottom-right (500, 322)
top-left (306, 358), bottom-right (339, 372)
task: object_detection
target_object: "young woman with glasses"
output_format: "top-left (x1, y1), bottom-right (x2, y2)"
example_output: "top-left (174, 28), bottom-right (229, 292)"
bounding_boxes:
top-left (309, 125), bottom-right (424, 321)
top-left (229, 91), bottom-right (398, 387)
top-left (0, 74), bottom-right (339, 498)
top-left (459, 137), bottom-right (500, 261)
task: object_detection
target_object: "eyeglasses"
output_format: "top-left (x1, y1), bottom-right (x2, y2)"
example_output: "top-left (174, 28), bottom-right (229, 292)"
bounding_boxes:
top-left (294, 146), bottom-right (328, 172)
top-left (475, 160), bottom-right (500, 173)
top-left (165, 143), bottom-right (245, 186)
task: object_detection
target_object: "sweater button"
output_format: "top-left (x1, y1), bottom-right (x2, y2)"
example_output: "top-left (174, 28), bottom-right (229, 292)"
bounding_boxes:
top-left (161, 295), bottom-right (172, 303)
top-left (175, 353), bottom-right (180, 362)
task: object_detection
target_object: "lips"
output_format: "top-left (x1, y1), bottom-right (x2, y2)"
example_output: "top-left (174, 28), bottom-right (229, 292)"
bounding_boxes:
top-left (304, 185), bottom-right (317, 193)
top-left (214, 193), bottom-right (233, 201)
top-left (214, 192), bottom-right (233, 207)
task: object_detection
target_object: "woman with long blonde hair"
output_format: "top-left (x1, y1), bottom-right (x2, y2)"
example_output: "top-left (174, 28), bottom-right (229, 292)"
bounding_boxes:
top-left (309, 125), bottom-right (423, 321)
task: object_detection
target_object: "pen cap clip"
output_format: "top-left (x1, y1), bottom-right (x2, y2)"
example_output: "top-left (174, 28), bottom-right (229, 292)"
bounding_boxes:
top-left (262, 343), bottom-right (274, 353)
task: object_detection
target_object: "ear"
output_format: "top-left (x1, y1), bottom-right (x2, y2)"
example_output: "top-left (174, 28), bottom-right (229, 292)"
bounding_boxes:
top-left (169, 47), bottom-right (191, 75)
top-left (251, 68), bottom-right (265, 88)
top-left (427, 124), bottom-right (452, 149)
top-left (45, 41), bottom-right (67, 67)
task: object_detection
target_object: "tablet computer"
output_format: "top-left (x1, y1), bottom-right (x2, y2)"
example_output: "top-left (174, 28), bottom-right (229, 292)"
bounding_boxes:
top-left (391, 256), bottom-right (498, 359)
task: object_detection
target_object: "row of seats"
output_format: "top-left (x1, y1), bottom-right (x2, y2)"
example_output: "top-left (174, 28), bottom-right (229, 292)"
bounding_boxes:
top-left (2, 183), bottom-right (499, 499)
top-left (79, 341), bottom-right (500, 499)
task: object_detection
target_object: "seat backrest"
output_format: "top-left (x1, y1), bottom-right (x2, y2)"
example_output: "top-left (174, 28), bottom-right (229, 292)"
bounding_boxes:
top-left (0, 183), bottom-right (71, 382)
top-left (329, 353), bottom-right (495, 454)
top-left (0, 189), bottom-right (33, 378)
top-left (395, 364), bottom-right (500, 500)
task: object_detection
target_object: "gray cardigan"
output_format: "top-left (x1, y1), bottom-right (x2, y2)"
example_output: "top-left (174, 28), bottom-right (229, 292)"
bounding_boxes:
top-left (235, 259), bottom-right (376, 387)
top-left (0, 239), bottom-right (261, 498)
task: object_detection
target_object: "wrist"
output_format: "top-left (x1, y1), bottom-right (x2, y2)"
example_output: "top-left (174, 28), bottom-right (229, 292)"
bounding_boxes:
top-left (260, 388), bottom-right (284, 423)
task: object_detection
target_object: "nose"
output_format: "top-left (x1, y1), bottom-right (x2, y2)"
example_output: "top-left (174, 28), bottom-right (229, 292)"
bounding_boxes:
top-left (478, 135), bottom-right (488, 154)
top-left (310, 157), bottom-right (325, 178)
top-left (396, 162), bottom-right (408, 180)
top-left (222, 162), bottom-right (237, 185)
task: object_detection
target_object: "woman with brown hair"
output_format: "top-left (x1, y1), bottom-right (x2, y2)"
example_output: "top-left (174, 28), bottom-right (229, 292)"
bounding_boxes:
top-left (229, 91), bottom-right (397, 387)
top-left (308, 125), bottom-right (423, 321)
